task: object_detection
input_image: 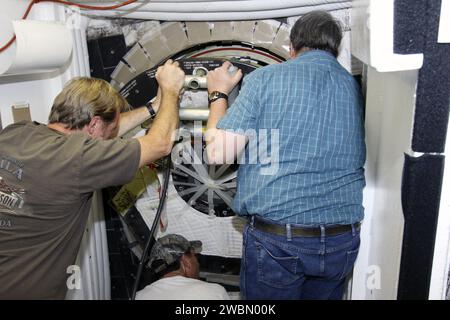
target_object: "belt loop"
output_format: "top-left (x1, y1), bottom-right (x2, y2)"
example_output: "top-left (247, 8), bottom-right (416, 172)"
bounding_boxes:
top-left (286, 224), bottom-right (292, 242)
top-left (250, 216), bottom-right (255, 229)
top-left (320, 225), bottom-right (325, 243)
top-left (351, 223), bottom-right (356, 237)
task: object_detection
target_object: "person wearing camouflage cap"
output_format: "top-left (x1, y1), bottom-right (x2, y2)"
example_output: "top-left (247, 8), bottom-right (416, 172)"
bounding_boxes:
top-left (136, 234), bottom-right (230, 300)
top-left (148, 234), bottom-right (202, 275)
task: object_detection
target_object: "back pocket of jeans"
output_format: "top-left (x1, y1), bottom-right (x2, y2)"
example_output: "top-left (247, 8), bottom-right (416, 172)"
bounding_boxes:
top-left (338, 248), bottom-right (359, 280)
top-left (256, 241), bottom-right (300, 288)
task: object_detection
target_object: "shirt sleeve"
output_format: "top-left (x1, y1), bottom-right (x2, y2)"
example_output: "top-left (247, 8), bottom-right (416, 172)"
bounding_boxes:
top-left (79, 137), bottom-right (141, 193)
top-left (216, 71), bottom-right (261, 134)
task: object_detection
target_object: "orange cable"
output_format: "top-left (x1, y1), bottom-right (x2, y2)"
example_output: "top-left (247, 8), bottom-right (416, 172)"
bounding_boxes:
top-left (34, 0), bottom-right (138, 11)
top-left (0, 0), bottom-right (139, 53)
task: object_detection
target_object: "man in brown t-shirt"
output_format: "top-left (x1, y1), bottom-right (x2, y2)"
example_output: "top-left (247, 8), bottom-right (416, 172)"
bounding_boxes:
top-left (0, 59), bottom-right (185, 299)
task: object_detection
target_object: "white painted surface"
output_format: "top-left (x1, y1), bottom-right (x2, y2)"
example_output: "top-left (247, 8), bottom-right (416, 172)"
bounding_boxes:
top-left (351, 0), bottom-right (423, 72)
top-left (66, 191), bottom-right (111, 300)
top-left (0, 1), bottom-right (73, 75)
top-left (58, 8), bottom-right (111, 300)
top-left (0, 74), bottom-right (62, 126)
top-left (0, 0), bottom-right (29, 75)
top-left (438, 0), bottom-right (450, 43)
top-left (1, 20), bottom-right (72, 75)
top-left (87, 0), bottom-right (352, 20)
top-left (0, 2), bottom-right (66, 125)
top-left (351, 67), bottom-right (418, 299)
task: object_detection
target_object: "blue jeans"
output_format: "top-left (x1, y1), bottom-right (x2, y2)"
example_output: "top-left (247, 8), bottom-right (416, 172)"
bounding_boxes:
top-left (240, 217), bottom-right (360, 300)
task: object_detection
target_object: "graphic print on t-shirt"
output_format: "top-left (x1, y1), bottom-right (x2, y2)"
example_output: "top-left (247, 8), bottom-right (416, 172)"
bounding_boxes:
top-left (0, 177), bottom-right (25, 214)
top-left (0, 155), bottom-right (26, 216)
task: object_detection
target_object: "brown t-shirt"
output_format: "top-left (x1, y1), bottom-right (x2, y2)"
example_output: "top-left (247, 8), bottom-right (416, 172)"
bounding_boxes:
top-left (0, 121), bottom-right (140, 299)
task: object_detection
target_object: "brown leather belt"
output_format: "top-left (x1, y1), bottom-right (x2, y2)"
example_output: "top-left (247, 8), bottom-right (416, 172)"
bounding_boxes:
top-left (251, 216), bottom-right (360, 237)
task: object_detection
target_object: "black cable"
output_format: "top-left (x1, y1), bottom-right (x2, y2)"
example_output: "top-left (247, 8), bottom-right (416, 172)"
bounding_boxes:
top-left (131, 156), bottom-right (172, 300)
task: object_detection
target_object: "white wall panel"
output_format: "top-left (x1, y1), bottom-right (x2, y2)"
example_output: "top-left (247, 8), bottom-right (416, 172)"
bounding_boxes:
top-left (351, 67), bottom-right (418, 299)
top-left (0, 75), bottom-right (61, 126)
top-left (351, 0), bottom-right (423, 72)
top-left (61, 8), bottom-right (111, 300)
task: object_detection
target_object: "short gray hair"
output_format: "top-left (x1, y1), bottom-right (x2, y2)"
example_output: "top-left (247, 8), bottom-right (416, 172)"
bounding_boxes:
top-left (290, 11), bottom-right (342, 57)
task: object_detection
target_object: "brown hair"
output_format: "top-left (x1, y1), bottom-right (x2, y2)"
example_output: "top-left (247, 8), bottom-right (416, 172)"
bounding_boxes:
top-left (48, 77), bottom-right (128, 129)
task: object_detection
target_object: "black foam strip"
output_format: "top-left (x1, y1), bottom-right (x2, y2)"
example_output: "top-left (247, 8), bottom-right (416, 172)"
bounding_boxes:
top-left (410, 0), bottom-right (450, 153)
top-left (394, 1), bottom-right (450, 153)
top-left (413, 65), bottom-right (450, 153)
top-left (394, 0), bottom-right (427, 54)
top-left (398, 154), bottom-right (444, 300)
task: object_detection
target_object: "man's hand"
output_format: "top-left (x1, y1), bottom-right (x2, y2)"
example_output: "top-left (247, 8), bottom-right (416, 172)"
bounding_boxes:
top-left (151, 59), bottom-right (184, 113)
top-left (136, 59), bottom-right (185, 167)
top-left (206, 61), bottom-right (246, 165)
top-left (207, 61), bottom-right (243, 95)
top-left (155, 59), bottom-right (185, 96)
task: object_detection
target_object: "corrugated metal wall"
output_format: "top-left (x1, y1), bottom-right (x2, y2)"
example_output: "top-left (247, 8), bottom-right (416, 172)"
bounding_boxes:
top-left (66, 192), bottom-right (111, 300)
top-left (61, 7), bottom-right (111, 299)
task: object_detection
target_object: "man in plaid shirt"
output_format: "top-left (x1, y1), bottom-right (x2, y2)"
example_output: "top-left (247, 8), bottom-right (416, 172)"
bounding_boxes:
top-left (205, 11), bottom-right (366, 300)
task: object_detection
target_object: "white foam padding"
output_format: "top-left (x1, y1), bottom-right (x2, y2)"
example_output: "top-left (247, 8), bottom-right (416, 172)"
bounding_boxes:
top-left (140, 34), bottom-right (172, 65)
top-left (110, 61), bottom-right (136, 89)
top-left (185, 22), bottom-right (212, 45)
top-left (160, 22), bottom-right (190, 54)
top-left (232, 21), bottom-right (256, 44)
top-left (253, 20), bottom-right (281, 50)
top-left (136, 180), bottom-right (245, 258)
top-left (269, 23), bottom-right (290, 58)
top-left (210, 21), bottom-right (234, 41)
top-left (123, 45), bottom-right (155, 73)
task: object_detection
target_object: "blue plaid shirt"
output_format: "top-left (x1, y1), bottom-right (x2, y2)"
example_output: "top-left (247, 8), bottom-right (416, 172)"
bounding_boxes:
top-left (217, 50), bottom-right (366, 225)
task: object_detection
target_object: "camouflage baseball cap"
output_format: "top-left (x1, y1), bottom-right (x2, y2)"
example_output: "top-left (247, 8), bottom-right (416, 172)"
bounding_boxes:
top-left (148, 234), bottom-right (202, 273)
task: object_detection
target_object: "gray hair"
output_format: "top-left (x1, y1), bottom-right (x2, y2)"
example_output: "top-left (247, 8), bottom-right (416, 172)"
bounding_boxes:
top-left (290, 11), bottom-right (342, 57)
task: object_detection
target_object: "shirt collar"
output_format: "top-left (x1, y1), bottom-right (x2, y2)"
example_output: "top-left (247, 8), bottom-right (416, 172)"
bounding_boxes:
top-left (295, 49), bottom-right (335, 60)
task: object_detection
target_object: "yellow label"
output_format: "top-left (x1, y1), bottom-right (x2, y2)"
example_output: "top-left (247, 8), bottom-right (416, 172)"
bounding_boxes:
top-left (110, 166), bottom-right (159, 217)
